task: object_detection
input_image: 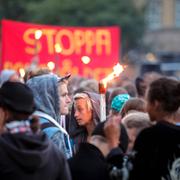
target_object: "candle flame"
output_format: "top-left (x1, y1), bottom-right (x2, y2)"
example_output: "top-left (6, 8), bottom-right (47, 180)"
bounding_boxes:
top-left (19, 68), bottom-right (25, 78)
top-left (54, 43), bottom-right (62, 53)
top-left (102, 63), bottom-right (125, 88)
top-left (35, 30), bottom-right (42, 40)
top-left (47, 61), bottom-right (55, 71)
top-left (81, 56), bottom-right (91, 64)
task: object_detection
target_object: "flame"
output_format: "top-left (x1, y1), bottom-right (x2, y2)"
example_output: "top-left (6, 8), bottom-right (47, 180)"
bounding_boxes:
top-left (101, 63), bottom-right (125, 88)
top-left (19, 68), bottom-right (25, 78)
top-left (47, 61), bottom-right (55, 71)
top-left (54, 43), bottom-right (62, 53)
top-left (81, 56), bottom-right (91, 64)
top-left (35, 30), bottom-right (42, 40)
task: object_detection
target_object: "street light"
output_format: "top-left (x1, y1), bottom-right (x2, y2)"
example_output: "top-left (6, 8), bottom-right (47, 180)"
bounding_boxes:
top-left (146, 53), bottom-right (157, 62)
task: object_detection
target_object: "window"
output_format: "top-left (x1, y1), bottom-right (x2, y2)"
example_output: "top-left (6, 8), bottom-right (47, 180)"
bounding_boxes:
top-left (146, 0), bottom-right (162, 30)
top-left (175, 0), bottom-right (180, 27)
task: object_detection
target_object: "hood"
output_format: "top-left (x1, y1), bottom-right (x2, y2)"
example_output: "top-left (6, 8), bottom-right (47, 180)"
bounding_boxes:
top-left (26, 74), bottom-right (60, 121)
top-left (0, 69), bottom-right (16, 87)
top-left (85, 91), bottom-right (101, 124)
top-left (0, 132), bottom-right (53, 173)
top-left (68, 91), bottom-right (101, 137)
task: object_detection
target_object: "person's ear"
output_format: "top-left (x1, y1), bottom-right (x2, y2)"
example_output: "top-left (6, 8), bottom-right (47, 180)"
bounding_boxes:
top-left (154, 100), bottom-right (162, 111)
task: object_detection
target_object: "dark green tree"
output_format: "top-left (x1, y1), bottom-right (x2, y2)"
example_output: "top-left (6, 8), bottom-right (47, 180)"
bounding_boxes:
top-left (0, 0), bottom-right (41, 20)
top-left (0, 0), bottom-right (146, 53)
top-left (26, 0), bottom-right (146, 52)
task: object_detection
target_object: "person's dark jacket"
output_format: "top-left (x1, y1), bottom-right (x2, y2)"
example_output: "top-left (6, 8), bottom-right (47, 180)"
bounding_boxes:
top-left (92, 120), bottom-right (128, 164)
top-left (0, 132), bottom-right (72, 180)
top-left (68, 143), bottom-right (110, 180)
top-left (130, 121), bottom-right (180, 180)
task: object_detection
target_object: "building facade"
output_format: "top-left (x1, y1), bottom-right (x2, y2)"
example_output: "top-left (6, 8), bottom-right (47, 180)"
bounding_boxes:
top-left (129, 0), bottom-right (180, 78)
top-left (143, 0), bottom-right (180, 53)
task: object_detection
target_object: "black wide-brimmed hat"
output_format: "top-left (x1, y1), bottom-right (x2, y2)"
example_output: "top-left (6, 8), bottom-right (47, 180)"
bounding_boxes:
top-left (0, 81), bottom-right (35, 114)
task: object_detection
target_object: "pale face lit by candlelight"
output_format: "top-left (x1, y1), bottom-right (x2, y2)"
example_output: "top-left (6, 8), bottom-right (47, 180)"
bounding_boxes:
top-left (74, 98), bottom-right (93, 126)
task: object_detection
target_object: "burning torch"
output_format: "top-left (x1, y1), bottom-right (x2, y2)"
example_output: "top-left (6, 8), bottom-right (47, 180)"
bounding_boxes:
top-left (99, 63), bottom-right (125, 122)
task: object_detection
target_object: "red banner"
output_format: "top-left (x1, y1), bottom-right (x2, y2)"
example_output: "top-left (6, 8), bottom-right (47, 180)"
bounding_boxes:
top-left (1, 19), bottom-right (120, 80)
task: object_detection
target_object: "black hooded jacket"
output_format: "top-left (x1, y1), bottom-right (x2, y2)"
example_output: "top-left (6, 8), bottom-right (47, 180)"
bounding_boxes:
top-left (0, 132), bottom-right (72, 180)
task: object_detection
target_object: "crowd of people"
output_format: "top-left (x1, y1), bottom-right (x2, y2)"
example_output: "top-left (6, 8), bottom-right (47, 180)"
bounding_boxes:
top-left (0, 68), bottom-right (179, 180)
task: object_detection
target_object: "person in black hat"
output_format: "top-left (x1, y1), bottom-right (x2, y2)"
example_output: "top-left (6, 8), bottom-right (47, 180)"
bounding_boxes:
top-left (0, 81), bottom-right (71, 180)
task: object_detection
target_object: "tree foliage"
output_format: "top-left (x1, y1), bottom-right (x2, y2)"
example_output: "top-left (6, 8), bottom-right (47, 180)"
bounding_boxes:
top-left (0, 0), bottom-right (146, 52)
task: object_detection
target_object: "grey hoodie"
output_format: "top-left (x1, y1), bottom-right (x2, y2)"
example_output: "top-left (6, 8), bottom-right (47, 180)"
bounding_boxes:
top-left (27, 74), bottom-right (72, 158)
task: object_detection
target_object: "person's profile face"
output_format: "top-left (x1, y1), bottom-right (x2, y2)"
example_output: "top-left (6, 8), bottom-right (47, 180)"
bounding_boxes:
top-left (58, 83), bottom-right (71, 115)
top-left (74, 98), bottom-right (93, 127)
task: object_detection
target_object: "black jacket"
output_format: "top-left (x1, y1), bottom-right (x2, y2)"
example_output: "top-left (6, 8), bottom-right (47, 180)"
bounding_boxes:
top-left (68, 143), bottom-right (110, 180)
top-left (0, 132), bottom-right (72, 180)
top-left (130, 121), bottom-right (180, 180)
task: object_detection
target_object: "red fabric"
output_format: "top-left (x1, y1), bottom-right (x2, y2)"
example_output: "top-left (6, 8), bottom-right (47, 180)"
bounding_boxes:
top-left (1, 19), bottom-right (120, 80)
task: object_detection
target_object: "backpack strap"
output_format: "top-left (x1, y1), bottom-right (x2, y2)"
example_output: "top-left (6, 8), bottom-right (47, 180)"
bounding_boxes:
top-left (41, 122), bottom-right (55, 130)
top-left (34, 111), bottom-right (73, 157)
top-left (34, 111), bottom-right (68, 135)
